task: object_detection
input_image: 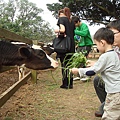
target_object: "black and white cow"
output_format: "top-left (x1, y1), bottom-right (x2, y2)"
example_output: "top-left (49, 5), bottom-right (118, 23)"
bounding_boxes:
top-left (0, 40), bottom-right (58, 70)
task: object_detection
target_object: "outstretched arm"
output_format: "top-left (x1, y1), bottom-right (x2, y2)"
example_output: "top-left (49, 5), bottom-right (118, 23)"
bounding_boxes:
top-left (71, 68), bottom-right (96, 77)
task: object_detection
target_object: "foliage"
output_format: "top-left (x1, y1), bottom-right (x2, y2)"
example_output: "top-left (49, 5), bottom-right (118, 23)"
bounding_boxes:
top-left (47, 0), bottom-right (120, 25)
top-left (0, 0), bottom-right (55, 42)
top-left (65, 52), bottom-right (87, 69)
top-left (63, 52), bottom-right (87, 86)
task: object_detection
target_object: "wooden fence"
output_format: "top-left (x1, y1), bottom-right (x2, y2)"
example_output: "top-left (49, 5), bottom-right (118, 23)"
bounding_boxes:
top-left (0, 28), bottom-right (37, 108)
top-left (88, 44), bottom-right (101, 59)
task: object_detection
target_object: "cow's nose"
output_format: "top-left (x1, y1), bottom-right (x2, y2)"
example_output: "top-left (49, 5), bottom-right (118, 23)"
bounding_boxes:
top-left (54, 61), bottom-right (59, 68)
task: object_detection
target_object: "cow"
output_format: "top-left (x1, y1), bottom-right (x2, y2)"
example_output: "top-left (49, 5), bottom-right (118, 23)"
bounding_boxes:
top-left (9, 41), bottom-right (57, 80)
top-left (0, 40), bottom-right (58, 70)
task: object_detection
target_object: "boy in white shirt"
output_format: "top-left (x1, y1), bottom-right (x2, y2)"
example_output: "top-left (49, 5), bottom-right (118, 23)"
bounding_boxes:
top-left (71, 27), bottom-right (120, 120)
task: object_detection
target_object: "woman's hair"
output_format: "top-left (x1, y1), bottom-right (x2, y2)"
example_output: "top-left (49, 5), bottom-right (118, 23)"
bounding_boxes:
top-left (94, 27), bottom-right (114, 45)
top-left (106, 19), bottom-right (120, 32)
top-left (58, 9), bottom-right (64, 16)
top-left (63, 7), bottom-right (71, 20)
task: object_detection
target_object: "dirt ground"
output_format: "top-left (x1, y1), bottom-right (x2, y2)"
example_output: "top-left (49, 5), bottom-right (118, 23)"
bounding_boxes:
top-left (0, 64), bottom-right (101, 120)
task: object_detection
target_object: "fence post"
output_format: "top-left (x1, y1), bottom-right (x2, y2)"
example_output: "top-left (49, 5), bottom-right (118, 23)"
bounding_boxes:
top-left (31, 70), bottom-right (37, 84)
top-left (31, 40), bottom-right (38, 83)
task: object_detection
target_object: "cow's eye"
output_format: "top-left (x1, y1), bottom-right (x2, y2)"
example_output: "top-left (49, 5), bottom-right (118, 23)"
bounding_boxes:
top-left (38, 51), bottom-right (45, 59)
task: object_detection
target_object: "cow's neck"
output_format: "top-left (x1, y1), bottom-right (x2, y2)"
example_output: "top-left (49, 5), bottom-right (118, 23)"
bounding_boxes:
top-left (0, 41), bottom-right (24, 67)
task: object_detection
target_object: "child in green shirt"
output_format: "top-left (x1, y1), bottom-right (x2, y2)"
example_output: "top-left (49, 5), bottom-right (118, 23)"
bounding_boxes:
top-left (72, 16), bottom-right (93, 57)
top-left (72, 16), bottom-right (93, 81)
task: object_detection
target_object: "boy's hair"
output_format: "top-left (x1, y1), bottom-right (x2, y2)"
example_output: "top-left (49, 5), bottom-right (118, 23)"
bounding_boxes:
top-left (94, 27), bottom-right (114, 45)
top-left (106, 19), bottom-right (120, 32)
top-left (71, 16), bottom-right (81, 23)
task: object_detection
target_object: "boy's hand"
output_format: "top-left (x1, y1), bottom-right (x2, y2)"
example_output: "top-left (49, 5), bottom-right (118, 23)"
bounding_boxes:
top-left (86, 60), bottom-right (96, 67)
top-left (74, 30), bottom-right (79, 35)
top-left (70, 68), bottom-right (79, 75)
top-left (75, 45), bottom-right (78, 49)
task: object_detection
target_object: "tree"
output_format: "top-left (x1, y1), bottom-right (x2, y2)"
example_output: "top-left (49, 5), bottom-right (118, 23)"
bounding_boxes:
top-left (0, 0), bottom-right (55, 42)
top-left (47, 0), bottom-right (120, 25)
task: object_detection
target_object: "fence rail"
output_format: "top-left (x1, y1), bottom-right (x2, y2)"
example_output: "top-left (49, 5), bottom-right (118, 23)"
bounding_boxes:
top-left (0, 72), bottom-right (31, 107)
top-left (0, 28), bottom-right (32, 44)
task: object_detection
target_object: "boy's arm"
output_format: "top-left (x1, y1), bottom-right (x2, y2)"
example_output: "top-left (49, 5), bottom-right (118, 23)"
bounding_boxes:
top-left (71, 55), bottom-right (107, 77)
top-left (71, 68), bottom-right (95, 77)
top-left (74, 25), bottom-right (89, 37)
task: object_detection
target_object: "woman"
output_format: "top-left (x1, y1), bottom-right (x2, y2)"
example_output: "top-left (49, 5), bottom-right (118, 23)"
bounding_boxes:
top-left (55, 7), bottom-right (75, 89)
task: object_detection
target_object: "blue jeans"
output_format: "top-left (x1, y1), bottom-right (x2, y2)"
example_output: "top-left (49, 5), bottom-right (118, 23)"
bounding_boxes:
top-left (93, 76), bottom-right (107, 113)
top-left (93, 76), bottom-right (107, 103)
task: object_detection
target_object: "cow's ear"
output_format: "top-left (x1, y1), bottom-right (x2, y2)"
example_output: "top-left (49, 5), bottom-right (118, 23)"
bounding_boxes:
top-left (19, 47), bottom-right (31, 58)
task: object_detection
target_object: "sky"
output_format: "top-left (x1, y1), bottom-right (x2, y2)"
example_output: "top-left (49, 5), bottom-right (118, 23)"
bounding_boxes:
top-left (28, 0), bottom-right (104, 35)
top-left (29, 0), bottom-right (59, 29)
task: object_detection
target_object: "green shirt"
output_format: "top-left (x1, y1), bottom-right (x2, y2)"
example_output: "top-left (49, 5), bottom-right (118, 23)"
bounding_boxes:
top-left (74, 23), bottom-right (93, 47)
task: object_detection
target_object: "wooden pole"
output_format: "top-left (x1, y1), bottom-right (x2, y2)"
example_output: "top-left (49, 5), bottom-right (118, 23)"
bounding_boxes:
top-left (31, 70), bottom-right (37, 84)
top-left (31, 40), bottom-right (38, 83)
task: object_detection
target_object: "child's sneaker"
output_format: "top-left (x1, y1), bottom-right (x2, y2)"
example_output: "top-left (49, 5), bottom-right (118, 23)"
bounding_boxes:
top-left (80, 76), bottom-right (91, 82)
top-left (73, 77), bottom-right (81, 81)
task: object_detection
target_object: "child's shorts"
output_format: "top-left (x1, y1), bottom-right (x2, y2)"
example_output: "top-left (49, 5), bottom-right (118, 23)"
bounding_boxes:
top-left (102, 92), bottom-right (120, 120)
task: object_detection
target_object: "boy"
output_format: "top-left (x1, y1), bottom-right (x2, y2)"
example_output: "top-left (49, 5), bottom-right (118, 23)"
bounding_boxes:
top-left (71, 27), bottom-right (120, 120)
top-left (72, 16), bottom-right (93, 57)
top-left (72, 16), bottom-right (93, 81)
top-left (92, 19), bottom-right (120, 117)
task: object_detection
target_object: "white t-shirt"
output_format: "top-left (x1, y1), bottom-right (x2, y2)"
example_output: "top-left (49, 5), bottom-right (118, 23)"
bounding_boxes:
top-left (78, 50), bottom-right (120, 93)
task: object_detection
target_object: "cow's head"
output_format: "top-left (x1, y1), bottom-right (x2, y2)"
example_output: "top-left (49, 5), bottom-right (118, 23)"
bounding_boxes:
top-left (18, 46), bottom-right (58, 70)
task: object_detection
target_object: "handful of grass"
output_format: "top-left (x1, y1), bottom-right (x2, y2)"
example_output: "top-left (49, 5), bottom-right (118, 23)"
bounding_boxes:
top-left (62, 52), bottom-right (87, 88)
top-left (65, 52), bottom-right (87, 69)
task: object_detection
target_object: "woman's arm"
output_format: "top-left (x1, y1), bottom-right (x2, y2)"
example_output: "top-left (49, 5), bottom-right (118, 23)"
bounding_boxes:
top-left (54, 24), bottom-right (65, 34)
top-left (59, 24), bottom-right (65, 33)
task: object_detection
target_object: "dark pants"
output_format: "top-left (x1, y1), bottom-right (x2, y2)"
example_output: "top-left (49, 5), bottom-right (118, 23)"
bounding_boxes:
top-left (93, 76), bottom-right (107, 113)
top-left (58, 54), bottom-right (73, 87)
top-left (76, 45), bottom-right (92, 57)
